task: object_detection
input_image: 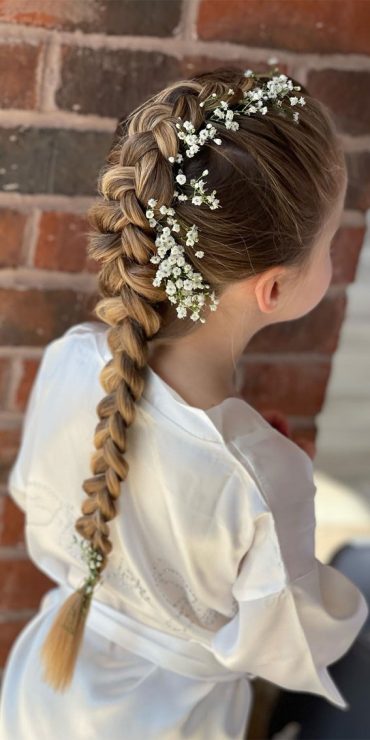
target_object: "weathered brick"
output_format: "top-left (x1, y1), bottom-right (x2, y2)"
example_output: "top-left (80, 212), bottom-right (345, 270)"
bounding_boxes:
top-left (331, 226), bottom-right (365, 285)
top-left (56, 47), bottom-right (181, 119)
top-left (0, 288), bottom-right (98, 346)
top-left (197, 0), bottom-right (370, 55)
top-left (0, 618), bottom-right (31, 667)
top-left (289, 418), bottom-right (317, 442)
top-left (307, 70), bottom-right (370, 136)
top-left (0, 496), bottom-right (25, 547)
top-left (0, 0), bottom-right (182, 36)
top-left (0, 559), bottom-right (55, 609)
top-left (35, 212), bottom-right (89, 272)
top-left (0, 359), bottom-right (11, 412)
top-left (0, 427), bottom-right (21, 486)
top-left (240, 358), bottom-right (331, 416)
top-left (0, 127), bottom-right (112, 196)
top-left (13, 358), bottom-right (40, 412)
top-left (95, 0), bottom-right (183, 36)
top-left (0, 210), bottom-right (27, 267)
top-left (0, 41), bottom-right (42, 110)
top-left (247, 292), bottom-right (347, 354)
top-left (345, 152), bottom-right (370, 212)
top-left (182, 56), bottom-right (289, 79)
top-left (0, 0), bottom-right (98, 30)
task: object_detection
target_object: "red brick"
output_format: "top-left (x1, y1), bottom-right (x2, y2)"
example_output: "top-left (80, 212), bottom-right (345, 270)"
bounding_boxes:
top-left (197, 0), bottom-right (370, 55)
top-left (0, 496), bottom-right (25, 547)
top-left (56, 46), bottom-right (181, 118)
top-left (13, 358), bottom-right (40, 412)
top-left (307, 70), bottom-right (370, 136)
top-left (331, 226), bottom-right (365, 285)
top-left (0, 41), bottom-right (42, 110)
top-left (0, 559), bottom-right (55, 609)
top-left (35, 212), bottom-right (89, 272)
top-left (0, 427), bottom-right (21, 486)
top-left (0, 288), bottom-right (98, 346)
top-left (345, 152), bottom-right (370, 212)
top-left (240, 358), bottom-right (331, 416)
top-left (0, 0), bottom-right (99, 31)
top-left (0, 618), bottom-right (31, 667)
top-left (0, 358), bottom-right (11, 411)
top-left (289, 418), bottom-right (317, 442)
top-left (0, 127), bottom-right (112, 196)
top-left (0, 0), bottom-right (182, 36)
top-left (182, 56), bottom-right (289, 79)
top-left (0, 210), bottom-right (27, 267)
top-left (247, 292), bottom-right (347, 354)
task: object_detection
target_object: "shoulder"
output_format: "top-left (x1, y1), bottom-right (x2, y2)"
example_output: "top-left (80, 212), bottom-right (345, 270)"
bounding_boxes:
top-left (42, 320), bottom-right (107, 372)
top-left (229, 423), bottom-right (317, 564)
top-left (229, 423), bottom-right (316, 511)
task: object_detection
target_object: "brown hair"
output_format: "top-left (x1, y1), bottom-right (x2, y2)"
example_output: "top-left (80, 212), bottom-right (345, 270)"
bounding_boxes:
top-left (40, 66), bottom-right (346, 690)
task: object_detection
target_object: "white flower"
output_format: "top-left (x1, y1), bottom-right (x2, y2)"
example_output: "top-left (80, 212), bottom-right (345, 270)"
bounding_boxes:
top-left (146, 70), bottom-right (304, 325)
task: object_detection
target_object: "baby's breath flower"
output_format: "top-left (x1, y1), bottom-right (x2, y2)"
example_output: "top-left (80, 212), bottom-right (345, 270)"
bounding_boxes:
top-left (72, 534), bottom-right (104, 593)
top-left (145, 67), bottom-right (305, 323)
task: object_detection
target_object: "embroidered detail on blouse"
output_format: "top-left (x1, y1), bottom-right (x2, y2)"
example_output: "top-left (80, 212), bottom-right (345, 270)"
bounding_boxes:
top-left (103, 560), bottom-right (154, 606)
top-left (26, 480), bottom-right (64, 527)
top-left (27, 484), bottom-right (239, 634)
top-left (151, 556), bottom-right (230, 635)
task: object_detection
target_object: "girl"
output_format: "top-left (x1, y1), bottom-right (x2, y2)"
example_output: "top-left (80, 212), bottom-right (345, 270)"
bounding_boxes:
top-left (0, 67), bottom-right (367, 740)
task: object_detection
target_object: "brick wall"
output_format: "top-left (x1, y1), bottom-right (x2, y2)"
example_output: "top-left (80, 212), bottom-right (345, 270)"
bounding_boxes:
top-left (0, 0), bottom-right (369, 674)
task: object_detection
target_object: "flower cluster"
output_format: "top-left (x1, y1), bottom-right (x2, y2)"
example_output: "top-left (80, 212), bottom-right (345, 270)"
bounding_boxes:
top-left (145, 67), bottom-right (306, 324)
top-left (146, 193), bottom-right (219, 323)
top-left (73, 534), bottom-right (104, 594)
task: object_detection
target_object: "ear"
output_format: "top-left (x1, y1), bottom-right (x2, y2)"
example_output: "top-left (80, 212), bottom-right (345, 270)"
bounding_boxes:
top-left (254, 266), bottom-right (289, 314)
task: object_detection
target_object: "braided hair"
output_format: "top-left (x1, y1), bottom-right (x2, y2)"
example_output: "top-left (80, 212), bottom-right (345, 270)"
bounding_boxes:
top-left (39, 67), bottom-right (345, 690)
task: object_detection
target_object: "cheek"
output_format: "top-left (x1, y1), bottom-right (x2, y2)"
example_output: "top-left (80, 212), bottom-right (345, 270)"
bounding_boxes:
top-left (297, 253), bottom-right (332, 317)
top-left (312, 252), bottom-right (333, 304)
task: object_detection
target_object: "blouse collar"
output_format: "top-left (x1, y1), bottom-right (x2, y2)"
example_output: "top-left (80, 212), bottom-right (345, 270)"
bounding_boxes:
top-left (96, 322), bottom-right (268, 445)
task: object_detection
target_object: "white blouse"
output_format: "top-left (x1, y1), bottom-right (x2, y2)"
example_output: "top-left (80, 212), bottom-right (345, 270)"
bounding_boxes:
top-left (0, 320), bottom-right (367, 740)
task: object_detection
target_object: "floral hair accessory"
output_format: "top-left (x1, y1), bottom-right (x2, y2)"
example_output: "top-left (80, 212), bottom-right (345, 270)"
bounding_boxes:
top-left (146, 67), bottom-right (306, 324)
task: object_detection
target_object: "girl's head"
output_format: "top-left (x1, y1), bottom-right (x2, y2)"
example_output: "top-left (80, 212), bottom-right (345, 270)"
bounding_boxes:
top-left (40, 66), bottom-right (347, 691)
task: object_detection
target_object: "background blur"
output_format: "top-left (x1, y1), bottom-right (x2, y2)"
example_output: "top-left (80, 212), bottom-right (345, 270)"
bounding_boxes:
top-left (0, 0), bottom-right (369, 727)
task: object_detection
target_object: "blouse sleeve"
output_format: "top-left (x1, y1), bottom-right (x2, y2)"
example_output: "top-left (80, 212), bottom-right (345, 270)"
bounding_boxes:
top-left (210, 438), bottom-right (369, 710)
top-left (7, 323), bottom-right (82, 512)
top-left (7, 343), bottom-right (52, 512)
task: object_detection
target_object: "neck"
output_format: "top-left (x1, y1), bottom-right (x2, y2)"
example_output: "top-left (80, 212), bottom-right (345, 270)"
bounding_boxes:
top-left (147, 295), bottom-right (266, 410)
